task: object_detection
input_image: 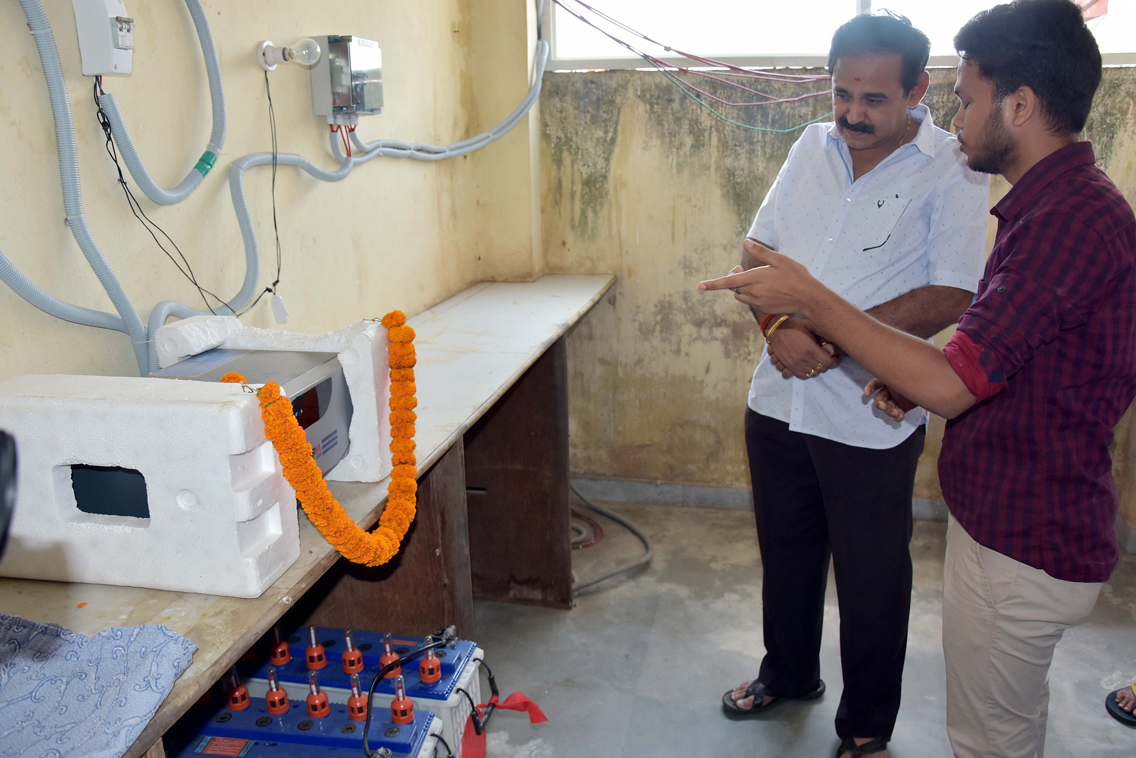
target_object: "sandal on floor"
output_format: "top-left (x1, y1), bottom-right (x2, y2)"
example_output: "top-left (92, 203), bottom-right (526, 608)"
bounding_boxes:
top-left (721, 678), bottom-right (825, 718)
top-left (1106, 686), bottom-right (1136, 726)
top-left (835, 737), bottom-right (888, 758)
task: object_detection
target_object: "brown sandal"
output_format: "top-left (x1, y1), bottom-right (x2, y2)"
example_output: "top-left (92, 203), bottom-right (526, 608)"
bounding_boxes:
top-left (721, 678), bottom-right (825, 718)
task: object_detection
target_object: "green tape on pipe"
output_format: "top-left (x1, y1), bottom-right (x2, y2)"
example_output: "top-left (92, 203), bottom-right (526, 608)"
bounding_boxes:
top-left (194, 151), bottom-right (217, 177)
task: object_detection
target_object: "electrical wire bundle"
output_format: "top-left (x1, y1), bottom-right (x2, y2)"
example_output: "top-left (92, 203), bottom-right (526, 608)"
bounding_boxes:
top-left (570, 484), bottom-right (654, 597)
top-left (552, 0), bottom-right (834, 133)
top-left (92, 76), bottom-right (233, 316)
top-left (237, 72), bottom-right (285, 317)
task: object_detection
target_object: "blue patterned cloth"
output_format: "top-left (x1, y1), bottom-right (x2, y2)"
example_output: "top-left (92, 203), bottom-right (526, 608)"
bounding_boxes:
top-left (0, 614), bottom-right (196, 758)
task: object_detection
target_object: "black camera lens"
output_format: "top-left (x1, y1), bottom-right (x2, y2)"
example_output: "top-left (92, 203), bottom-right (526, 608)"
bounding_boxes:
top-left (0, 431), bottom-right (15, 561)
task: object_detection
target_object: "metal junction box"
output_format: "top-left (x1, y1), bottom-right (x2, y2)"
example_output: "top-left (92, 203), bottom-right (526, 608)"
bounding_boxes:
top-left (310, 35), bottom-right (383, 122)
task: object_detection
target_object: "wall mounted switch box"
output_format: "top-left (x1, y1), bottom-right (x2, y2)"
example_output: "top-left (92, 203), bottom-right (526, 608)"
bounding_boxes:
top-left (72, 0), bottom-right (134, 76)
top-left (310, 36), bottom-right (383, 123)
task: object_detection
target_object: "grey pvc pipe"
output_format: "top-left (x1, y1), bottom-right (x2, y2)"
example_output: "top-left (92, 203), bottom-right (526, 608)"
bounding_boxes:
top-left (99, 0), bottom-right (226, 206)
top-left (350, 41), bottom-right (549, 161)
top-left (0, 252), bottom-right (125, 331)
top-left (152, 5), bottom-right (549, 370)
top-left (144, 135), bottom-right (358, 371)
top-left (18, 0), bottom-right (148, 373)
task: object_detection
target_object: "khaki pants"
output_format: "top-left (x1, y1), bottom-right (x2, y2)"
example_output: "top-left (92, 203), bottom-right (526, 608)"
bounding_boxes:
top-left (942, 516), bottom-right (1102, 758)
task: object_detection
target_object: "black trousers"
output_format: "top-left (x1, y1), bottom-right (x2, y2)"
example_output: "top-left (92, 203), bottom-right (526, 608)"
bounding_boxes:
top-left (744, 409), bottom-right (925, 740)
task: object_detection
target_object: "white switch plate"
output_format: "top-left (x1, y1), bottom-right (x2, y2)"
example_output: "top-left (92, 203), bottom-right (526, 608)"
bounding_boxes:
top-left (72, 0), bottom-right (133, 76)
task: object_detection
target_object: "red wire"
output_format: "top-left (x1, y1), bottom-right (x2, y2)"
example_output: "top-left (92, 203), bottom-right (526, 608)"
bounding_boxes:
top-left (331, 124), bottom-right (351, 157)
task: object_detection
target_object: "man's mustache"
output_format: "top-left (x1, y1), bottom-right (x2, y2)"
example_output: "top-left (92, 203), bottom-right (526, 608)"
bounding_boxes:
top-left (839, 116), bottom-right (875, 135)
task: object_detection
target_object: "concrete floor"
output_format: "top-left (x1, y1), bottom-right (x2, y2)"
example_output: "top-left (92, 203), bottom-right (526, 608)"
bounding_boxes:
top-left (470, 502), bottom-right (1136, 757)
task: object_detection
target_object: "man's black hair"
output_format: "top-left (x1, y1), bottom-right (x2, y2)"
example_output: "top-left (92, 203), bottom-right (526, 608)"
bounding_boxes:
top-left (827, 12), bottom-right (931, 93)
top-left (954, 0), bottom-right (1102, 134)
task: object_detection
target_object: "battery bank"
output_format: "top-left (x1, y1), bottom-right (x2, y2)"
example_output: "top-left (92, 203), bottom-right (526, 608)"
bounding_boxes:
top-left (167, 698), bottom-right (439, 758)
top-left (243, 626), bottom-right (481, 755)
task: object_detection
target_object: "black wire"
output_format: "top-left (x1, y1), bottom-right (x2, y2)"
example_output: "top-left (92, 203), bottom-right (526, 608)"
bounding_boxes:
top-left (239, 71), bottom-right (283, 317)
top-left (455, 660), bottom-right (500, 737)
top-left (92, 80), bottom-right (234, 316)
top-left (362, 627), bottom-right (458, 758)
top-left (433, 734), bottom-right (453, 758)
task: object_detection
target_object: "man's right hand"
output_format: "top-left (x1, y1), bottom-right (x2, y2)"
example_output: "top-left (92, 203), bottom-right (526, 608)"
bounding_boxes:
top-left (767, 319), bottom-right (840, 379)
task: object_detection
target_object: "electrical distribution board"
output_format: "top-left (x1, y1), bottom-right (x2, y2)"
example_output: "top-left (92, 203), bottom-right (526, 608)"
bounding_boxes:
top-left (310, 35), bottom-right (384, 122)
top-left (71, 0), bottom-right (134, 76)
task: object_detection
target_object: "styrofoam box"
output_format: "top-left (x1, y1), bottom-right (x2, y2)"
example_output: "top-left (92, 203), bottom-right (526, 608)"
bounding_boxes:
top-left (248, 648), bottom-right (483, 757)
top-left (0, 375), bottom-right (298, 597)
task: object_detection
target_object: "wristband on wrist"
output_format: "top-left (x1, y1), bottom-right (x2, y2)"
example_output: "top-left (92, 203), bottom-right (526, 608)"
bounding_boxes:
top-left (759, 313), bottom-right (778, 335)
top-left (764, 315), bottom-right (791, 341)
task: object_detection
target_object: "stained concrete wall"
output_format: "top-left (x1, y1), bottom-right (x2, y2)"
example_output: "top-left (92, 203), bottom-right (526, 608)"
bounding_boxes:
top-left (0, 0), bottom-right (541, 380)
top-left (543, 67), bottom-right (1136, 521)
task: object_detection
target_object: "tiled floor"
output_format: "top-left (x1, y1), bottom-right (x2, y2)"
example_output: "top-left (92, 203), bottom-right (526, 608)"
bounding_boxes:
top-left (469, 502), bottom-right (1136, 757)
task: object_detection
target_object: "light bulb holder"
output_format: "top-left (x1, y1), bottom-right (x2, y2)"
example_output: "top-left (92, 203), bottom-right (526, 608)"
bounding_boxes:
top-left (258, 41), bottom-right (282, 72)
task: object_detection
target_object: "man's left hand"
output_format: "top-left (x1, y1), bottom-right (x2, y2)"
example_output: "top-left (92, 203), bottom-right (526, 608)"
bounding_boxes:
top-left (700, 239), bottom-right (823, 316)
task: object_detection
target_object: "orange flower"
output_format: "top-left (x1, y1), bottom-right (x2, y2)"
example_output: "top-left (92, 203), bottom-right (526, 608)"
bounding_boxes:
top-left (390, 409), bottom-right (417, 425)
top-left (390, 396), bottom-right (417, 411)
top-left (388, 325), bottom-right (416, 343)
top-left (216, 309), bottom-right (419, 568)
top-left (390, 438), bottom-right (416, 455)
top-left (388, 478), bottom-right (417, 495)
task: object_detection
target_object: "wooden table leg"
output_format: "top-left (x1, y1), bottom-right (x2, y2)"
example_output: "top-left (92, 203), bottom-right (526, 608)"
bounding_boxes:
top-left (294, 442), bottom-right (475, 637)
top-left (463, 337), bottom-right (573, 609)
top-left (142, 740), bottom-right (166, 758)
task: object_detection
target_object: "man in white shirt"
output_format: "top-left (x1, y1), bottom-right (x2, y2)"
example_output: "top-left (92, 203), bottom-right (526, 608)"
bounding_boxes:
top-left (720, 14), bottom-right (988, 758)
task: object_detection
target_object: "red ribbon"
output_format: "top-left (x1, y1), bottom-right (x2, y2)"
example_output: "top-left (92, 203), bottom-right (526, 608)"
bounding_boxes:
top-left (460, 693), bottom-right (548, 758)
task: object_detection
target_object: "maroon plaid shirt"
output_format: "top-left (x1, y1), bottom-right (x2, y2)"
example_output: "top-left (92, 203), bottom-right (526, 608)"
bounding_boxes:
top-left (940, 142), bottom-right (1136, 583)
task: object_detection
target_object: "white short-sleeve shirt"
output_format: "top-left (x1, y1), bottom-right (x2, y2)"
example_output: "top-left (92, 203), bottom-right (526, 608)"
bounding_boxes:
top-left (747, 104), bottom-right (989, 449)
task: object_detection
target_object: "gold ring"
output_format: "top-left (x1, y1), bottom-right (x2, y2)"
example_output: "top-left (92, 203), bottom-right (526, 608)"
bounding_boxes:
top-left (814, 363), bottom-right (825, 372)
top-left (805, 369), bottom-right (816, 378)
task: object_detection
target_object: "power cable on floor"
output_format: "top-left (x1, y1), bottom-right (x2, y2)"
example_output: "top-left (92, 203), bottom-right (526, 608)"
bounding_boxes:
top-left (570, 484), bottom-right (654, 596)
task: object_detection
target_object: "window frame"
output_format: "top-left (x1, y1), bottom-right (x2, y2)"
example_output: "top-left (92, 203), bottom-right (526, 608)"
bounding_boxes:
top-left (547, 0), bottom-right (1136, 70)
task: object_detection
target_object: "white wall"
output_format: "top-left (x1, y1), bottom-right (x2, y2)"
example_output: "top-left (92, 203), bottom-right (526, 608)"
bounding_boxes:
top-left (0, 0), bottom-right (542, 380)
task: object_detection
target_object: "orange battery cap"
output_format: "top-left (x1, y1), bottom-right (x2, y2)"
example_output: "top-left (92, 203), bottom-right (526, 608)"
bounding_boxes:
top-left (270, 625), bottom-right (291, 667)
top-left (265, 667), bottom-right (289, 715)
top-left (342, 629), bottom-right (364, 675)
top-left (419, 639), bottom-right (441, 684)
top-left (347, 673), bottom-right (368, 722)
top-left (225, 667), bottom-right (250, 711)
top-left (379, 633), bottom-right (401, 679)
top-left (390, 675), bottom-right (414, 725)
top-left (306, 670), bottom-right (330, 718)
top-left (305, 626), bottom-right (327, 671)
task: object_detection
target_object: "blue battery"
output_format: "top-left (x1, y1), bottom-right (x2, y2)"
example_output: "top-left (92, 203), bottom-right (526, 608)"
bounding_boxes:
top-left (241, 625), bottom-right (478, 702)
top-left (167, 698), bottom-right (435, 757)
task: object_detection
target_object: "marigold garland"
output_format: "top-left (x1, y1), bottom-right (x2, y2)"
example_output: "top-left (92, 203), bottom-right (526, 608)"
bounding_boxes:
top-left (219, 311), bottom-right (418, 567)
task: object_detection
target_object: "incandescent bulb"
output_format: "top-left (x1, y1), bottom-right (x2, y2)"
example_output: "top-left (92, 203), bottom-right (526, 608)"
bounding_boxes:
top-left (284, 38), bottom-right (321, 66)
top-left (258, 38), bottom-right (321, 71)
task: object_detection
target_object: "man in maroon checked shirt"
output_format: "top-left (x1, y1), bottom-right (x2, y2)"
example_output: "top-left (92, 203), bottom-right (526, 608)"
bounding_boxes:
top-left (701, 2), bottom-right (1136, 756)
